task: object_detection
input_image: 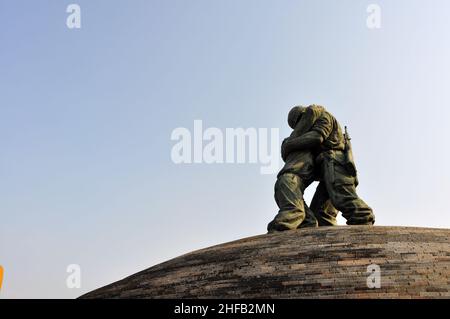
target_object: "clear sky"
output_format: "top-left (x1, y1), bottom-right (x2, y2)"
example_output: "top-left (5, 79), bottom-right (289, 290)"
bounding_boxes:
top-left (1, 0), bottom-right (450, 298)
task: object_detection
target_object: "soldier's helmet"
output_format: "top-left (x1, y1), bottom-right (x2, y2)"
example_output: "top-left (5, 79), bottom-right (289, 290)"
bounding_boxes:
top-left (287, 106), bottom-right (306, 129)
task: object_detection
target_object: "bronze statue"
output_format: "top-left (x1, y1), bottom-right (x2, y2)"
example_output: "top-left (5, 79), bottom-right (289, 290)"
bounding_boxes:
top-left (267, 105), bottom-right (374, 232)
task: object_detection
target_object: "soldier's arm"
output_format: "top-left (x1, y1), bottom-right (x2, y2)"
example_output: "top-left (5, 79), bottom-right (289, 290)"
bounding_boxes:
top-left (282, 113), bottom-right (333, 157)
top-left (282, 131), bottom-right (324, 158)
top-left (289, 105), bottom-right (325, 138)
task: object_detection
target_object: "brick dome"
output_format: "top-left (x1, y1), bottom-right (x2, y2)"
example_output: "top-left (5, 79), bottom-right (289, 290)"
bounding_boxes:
top-left (80, 226), bottom-right (450, 298)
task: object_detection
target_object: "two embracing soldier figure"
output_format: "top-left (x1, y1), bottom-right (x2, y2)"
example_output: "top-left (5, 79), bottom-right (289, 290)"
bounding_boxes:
top-left (267, 105), bottom-right (375, 232)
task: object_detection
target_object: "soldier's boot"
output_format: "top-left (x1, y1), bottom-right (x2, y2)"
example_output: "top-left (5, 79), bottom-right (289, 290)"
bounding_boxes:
top-left (323, 159), bottom-right (375, 225)
top-left (267, 173), bottom-right (317, 233)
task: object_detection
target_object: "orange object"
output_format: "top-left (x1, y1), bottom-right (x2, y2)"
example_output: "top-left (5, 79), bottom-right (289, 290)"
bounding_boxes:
top-left (0, 265), bottom-right (3, 290)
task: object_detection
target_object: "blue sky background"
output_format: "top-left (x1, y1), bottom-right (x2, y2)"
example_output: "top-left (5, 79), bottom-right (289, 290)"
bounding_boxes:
top-left (1, 0), bottom-right (450, 298)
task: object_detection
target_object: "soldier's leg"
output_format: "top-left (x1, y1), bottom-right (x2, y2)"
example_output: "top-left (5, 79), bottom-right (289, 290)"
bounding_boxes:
top-left (267, 173), bottom-right (317, 232)
top-left (310, 182), bottom-right (338, 226)
top-left (298, 202), bottom-right (319, 228)
top-left (322, 159), bottom-right (375, 225)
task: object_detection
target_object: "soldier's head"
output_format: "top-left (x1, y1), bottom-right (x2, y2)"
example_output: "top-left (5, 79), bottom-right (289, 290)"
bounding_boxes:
top-left (287, 106), bottom-right (306, 129)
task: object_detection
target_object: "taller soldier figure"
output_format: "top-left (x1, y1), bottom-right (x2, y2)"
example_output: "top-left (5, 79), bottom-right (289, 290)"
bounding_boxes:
top-left (281, 107), bottom-right (375, 226)
top-left (267, 105), bottom-right (338, 232)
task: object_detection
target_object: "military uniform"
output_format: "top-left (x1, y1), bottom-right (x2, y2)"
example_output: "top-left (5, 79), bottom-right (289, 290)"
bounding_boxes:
top-left (267, 106), bottom-right (338, 232)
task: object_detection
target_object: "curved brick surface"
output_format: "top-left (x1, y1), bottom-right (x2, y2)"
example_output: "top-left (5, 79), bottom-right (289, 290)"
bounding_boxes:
top-left (80, 226), bottom-right (450, 299)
